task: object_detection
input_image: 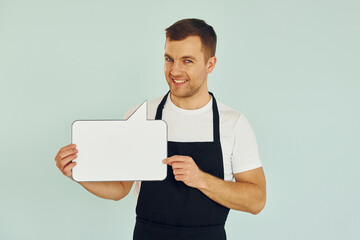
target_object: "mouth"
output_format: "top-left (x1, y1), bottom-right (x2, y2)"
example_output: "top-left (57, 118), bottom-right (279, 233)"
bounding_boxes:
top-left (171, 78), bottom-right (188, 86)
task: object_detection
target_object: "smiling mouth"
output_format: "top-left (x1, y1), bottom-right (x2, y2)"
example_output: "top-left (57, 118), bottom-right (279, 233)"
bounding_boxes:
top-left (172, 78), bottom-right (188, 84)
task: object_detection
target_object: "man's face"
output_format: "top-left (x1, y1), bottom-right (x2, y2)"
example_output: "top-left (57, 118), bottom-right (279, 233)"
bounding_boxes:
top-left (164, 36), bottom-right (214, 99)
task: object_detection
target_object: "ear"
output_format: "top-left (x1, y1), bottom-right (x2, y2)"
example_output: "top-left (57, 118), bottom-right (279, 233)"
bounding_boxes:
top-left (206, 56), bottom-right (217, 74)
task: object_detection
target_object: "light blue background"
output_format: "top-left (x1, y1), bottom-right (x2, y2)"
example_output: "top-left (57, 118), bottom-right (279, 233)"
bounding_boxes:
top-left (1, 0), bottom-right (359, 239)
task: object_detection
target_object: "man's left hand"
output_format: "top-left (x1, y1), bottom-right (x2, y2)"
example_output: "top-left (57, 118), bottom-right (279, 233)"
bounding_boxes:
top-left (162, 155), bottom-right (206, 189)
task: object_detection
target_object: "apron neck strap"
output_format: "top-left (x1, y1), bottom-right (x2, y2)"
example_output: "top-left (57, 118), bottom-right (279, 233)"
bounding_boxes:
top-left (209, 92), bottom-right (220, 143)
top-left (155, 91), bottom-right (220, 143)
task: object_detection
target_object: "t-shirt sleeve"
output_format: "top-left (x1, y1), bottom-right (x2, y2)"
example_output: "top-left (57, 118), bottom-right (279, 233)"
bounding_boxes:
top-left (231, 114), bottom-right (262, 173)
top-left (122, 104), bottom-right (141, 119)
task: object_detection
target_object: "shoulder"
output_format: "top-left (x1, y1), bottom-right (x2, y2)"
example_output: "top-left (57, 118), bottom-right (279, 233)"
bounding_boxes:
top-left (147, 95), bottom-right (165, 119)
top-left (216, 99), bottom-right (257, 140)
top-left (147, 95), bottom-right (164, 111)
top-left (216, 100), bottom-right (245, 127)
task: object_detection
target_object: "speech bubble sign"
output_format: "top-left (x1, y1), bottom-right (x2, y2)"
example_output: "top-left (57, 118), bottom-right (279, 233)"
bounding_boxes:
top-left (71, 101), bottom-right (167, 182)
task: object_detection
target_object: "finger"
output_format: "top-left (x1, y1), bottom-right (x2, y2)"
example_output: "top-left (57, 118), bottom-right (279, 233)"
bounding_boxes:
top-left (59, 154), bottom-right (77, 172)
top-left (163, 155), bottom-right (186, 165)
top-left (172, 162), bottom-right (186, 169)
top-left (61, 143), bottom-right (76, 151)
top-left (57, 148), bottom-right (78, 162)
top-left (55, 144), bottom-right (76, 161)
top-left (173, 169), bottom-right (187, 175)
top-left (174, 174), bottom-right (184, 182)
top-left (63, 161), bottom-right (77, 178)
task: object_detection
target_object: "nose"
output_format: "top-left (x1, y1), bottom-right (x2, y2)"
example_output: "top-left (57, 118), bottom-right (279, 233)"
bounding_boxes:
top-left (170, 61), bottom-right (182, 76)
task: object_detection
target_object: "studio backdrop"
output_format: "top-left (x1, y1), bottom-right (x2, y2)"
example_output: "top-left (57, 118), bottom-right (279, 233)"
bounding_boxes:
top-left (0, 0), bottom-right (359, 239)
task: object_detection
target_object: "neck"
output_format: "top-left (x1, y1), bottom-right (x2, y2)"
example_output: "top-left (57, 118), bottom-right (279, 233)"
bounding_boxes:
top-left (170, 90), bottom-right (211, 110)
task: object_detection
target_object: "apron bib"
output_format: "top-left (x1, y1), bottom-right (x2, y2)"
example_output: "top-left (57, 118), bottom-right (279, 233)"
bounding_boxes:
top-left (134, 92), bottom-right (230, 240)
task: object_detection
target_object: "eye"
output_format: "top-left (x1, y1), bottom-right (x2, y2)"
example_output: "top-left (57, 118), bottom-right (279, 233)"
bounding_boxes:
top-left (165, 57), bottom-right (173, 62)
top-left (184, 59), bottom-right (193, 64)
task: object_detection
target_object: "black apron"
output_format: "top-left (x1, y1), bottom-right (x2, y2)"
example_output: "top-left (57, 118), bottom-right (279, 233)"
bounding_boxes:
top-left (134, 91), bottom-right (230, 240)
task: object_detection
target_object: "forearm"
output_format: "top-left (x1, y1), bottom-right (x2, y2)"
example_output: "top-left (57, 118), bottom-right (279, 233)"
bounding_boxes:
top-left (198, 173), bottom-right (266, 214)
top-left (75, 180), bottom-right (128, 201)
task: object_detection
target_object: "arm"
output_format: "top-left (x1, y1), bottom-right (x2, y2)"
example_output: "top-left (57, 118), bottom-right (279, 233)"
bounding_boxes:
top-left (198, 113), bottom-right (266, 214)
top-left (55, 143), bottom-right (134, 201)
top-left (198, 167), bottom-right (266, 214)
top-left (163, 156), bottom-right (266, 215)
top-left (77, 181), bottom-right (134, 201)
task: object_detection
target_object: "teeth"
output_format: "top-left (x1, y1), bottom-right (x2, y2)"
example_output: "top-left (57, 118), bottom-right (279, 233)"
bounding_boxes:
top-left (173, 79), bottom-right (187, 83)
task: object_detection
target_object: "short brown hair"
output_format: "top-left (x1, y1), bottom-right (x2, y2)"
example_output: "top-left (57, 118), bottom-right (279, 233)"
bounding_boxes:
top-left (165, 18), bottom-right (217, 61)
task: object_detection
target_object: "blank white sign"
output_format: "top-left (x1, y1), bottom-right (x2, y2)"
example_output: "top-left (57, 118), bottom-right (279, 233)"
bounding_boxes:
top-left (71, 101), bottom-right (167, 181)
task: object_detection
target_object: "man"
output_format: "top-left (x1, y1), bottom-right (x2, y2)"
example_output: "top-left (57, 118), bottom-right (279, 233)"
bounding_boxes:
top-left (55, 18), bottom-right (266, 240)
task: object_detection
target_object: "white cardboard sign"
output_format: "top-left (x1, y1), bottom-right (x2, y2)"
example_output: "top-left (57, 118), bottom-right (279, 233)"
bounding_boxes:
top-left (71, 101), bottom-right (167, 182)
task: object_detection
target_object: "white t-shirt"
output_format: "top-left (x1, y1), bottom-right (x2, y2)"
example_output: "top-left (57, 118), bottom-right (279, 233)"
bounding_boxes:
top-left (123, 94), bottom-right (262, 200)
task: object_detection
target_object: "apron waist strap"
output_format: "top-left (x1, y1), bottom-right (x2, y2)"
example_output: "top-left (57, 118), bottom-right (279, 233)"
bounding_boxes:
top-left (134, 217), bottom-right (226, 240)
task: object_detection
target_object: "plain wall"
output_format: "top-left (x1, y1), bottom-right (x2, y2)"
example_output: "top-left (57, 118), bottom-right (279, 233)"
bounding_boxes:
top-left (1, 0), bottom-right (359, 239)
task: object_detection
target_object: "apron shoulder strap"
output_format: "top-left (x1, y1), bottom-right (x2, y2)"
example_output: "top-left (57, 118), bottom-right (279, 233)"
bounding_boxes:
top-left (209, 92), bottom-right (220, 143)
top-left (155, 91), bottom-right (170, 120)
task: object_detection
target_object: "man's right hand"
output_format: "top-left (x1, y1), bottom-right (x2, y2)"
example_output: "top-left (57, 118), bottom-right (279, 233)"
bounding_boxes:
top-left (55, 143), bottom-right (78, 180)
